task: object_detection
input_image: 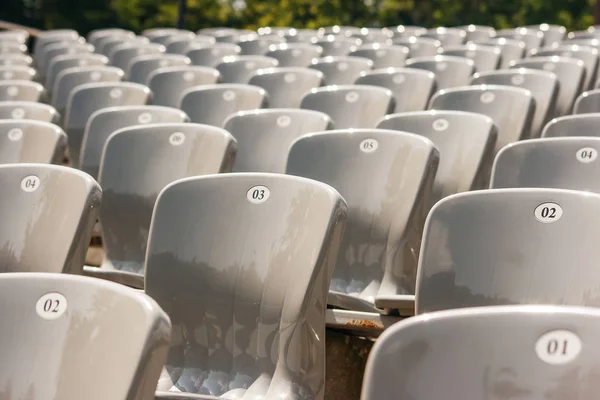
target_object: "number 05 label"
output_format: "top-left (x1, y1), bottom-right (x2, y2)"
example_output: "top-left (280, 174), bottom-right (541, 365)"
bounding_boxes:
top-left (36, 292), bottom-right (67, 320)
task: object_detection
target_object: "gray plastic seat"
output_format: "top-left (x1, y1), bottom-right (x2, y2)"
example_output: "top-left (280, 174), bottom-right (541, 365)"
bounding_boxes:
top-left (64, 82), bottom-right (151, 164)
top-left (416, 188), bottom-right (600, 313)
top-left (458, 24), bottom-right (495, 42)
top-left (0, 80), bottom-right (45, 102)
top-left (52, 66), bottom-right (124, 117)
top-left (526, 23), bottom-right (566, 46)
top-left (384, 25), bottom-right (427, 38)
top-left (301, 85), bottom-right (394, 129)
top-left (392, 36), bottom-right (440, 58)
top-left (441, 43), bottom-right (501, 72)
top-left (147, 172), bottom-right (346, 399)
top-left (33, 30), bottom-right (80, 61)
top-left (237, 36), bottom-right (285, 55)
top-left (312, 36), bottom-right (362, 57)
top-left (180, 83), bottom-right (267, 126)
top-left (0, 30), bottom-right (29, 43)
top-left (147, 65), bottom-right (220, 108)
top-left (310, 56), bottom-right (373, 85)
top-left (84, 123), bottom-right (236, 288)
top-left (265, 43), bottom-right (323, 67)
top-left (491, 137), bottom-right (600, 193)
top-left (80, 105), bottom-right (189, 178)
top-left (348, 44), bottom-right (409, 69)
top-left (185, 43), bottom-right (241, 67)
top-left (283, 28), bottom-right (319, 43)
top-left (0, 66), bottom-right (36, 81)
top-left (0, 164), bottom-right (100, 273)
top-left (127, 54), bottom-right (190, 84)
top-left (0, 54), bottom-right (33, 67)
top-left (406, 55), bottom-right (475, 89)
top-left (0, 273), bottom-right (171, 400)
top-left (574, 89), bottom-right (600, 114)
top-left (496, 27), bottom-right (544, 52)
top-left (286, 129), bottom-right (438, 313)
top-left (542, 113), bottom-right (600, 138)
top-left (512, 56), bottom-right (586, 116)
top-left (0, 42), bottom-right (25, 54)
top-left (355, 67), bottom-right (436, 113)
top-left (430, 85), bottom-right (535, 153)
top-left (0, 101), bottom-right (59, 123)
top-left (0, 120), bottom-right (67, 164)
top-left (532, 45), bottom-right (599, 90)
top-left (248, 67), bottom-right (323, 108)
top-left (99, 36), bottom-right (149, 57)
top-left (377, 110), bottom-right (497, 205)
top-left (473, 37), bottom-right (526, 68)
top-left (150, 31), bottom-right (196, 47)
top-left (216, 55), bottom-right (279, 83)
top-left (472, 68), bottom-right (558, 137)
top-left (362, 305), bottom-right (600, 400)
top-left (46, 53), bottom-right (109, 96)
top-left (41, 42), bottom-right (94, 80)
top-left (421, 27), bottom-right (466, 46)
top-left (223, 108), bottom-right (331, 173)
top-left (164, 35), bottom-right (215, 55)
top-left (109, 43), bottom-right (165, 72)
top-left (87, 28), bottom-right (135, 46)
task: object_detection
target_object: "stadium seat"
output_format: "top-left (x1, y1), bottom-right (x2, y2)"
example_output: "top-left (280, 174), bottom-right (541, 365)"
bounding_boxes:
top-left (143, 28), bottom-right (193, 43)
top-left (149, 31), bottom-right (195, 47)
top-left (429, 84), bottom-right (535, 153)
top-left (362, 304), bottom-right (600, 400)
top-left (0, 29), bottom-right (29, 43)
top-left (310, 55), bottom-right (373, 85)
top-left (216, 55), bottom-right (278, 83)
top-left (87, 28), bottom-right (135, 47)
top-left (0, 120), bottom-right (67, 164)
top-left (496, 27), bottom-right (544, 51)
top-left (377, 110), bottom-right (497, 204)
top-left (406, 55), bottom-right (475, 89)
top-left (237, 35), bottom-right (285, 55)
top-left (0, 42), bottom-right (26, 55)
top-left (384, 25), bottom-right (427, 38)
top-left (458, 24), bottom-right (495, 41)
top-left (283, 28), bottom-right (319, 43)
top-left (574, 89), bottom-right (600, 113)
top-left (126, 53), bottom-right (190, 84)
top-left (33, 29), bottom-right (80, 62)
top-left (0, 164), bottom-right (100, 273)
top-left (312, 35), bottom-right (362, 57)
top-left (301, 85), bottom-right (394, 128)
top-left (542, 113), bottom-right (600, 137)
top-left (0, 101), bottom-right (59, 123)
top-left (473, 37), bottom-right (526, 68)
top-left (46, 53), bottom-right (109, 95)
top-left (0, 65), bottom-right (36, 81)
top-left (531, 45), bottom-right (599, 90)
top-left (0, 80), bottom-right (45, 102)
top-left (84, 123), bottom-right (236, 288)
top-left (441, 43), bottom-right (501, 72)
top-left (416, 188), bottom-right (600, 313)
top-left (512, 56), bottom-right (585, 116)
top-left (355, 67), bottom-right (436, 113)
top-left (40, 42), bottom-right (94, 80)
top-left (526, 23), bottom-right (566, 46)
top-left (286, 129), bottom-right (438, 313)
top-left (491, 137), bottom-right (600, 193)
top-left (223, 108), bottom-right (332, 172)
top-left (0, 53), bottom-right (33, 67)
top-left (248, 67), bottom-right (324, 108)
top-left (147, 65), bottom-right (220, 107)
top-left (98, 35), bottom-right (149, 57)
top-left (185, 43), bottom-right (241, 67)
top-left (471, 68), bottom-right (558, 137)
top-left (64, 82), bottom-right (151, 165)
top-left (0, 273), bottom-right (171, 400)
top-left (422, 27), bottom-right (466, 46)
top-left (80, 105), bottom-right (189, 179)
top-left (349, 44), bottom-right (410, 68)
top-left (164, 34), bottom-right (215, 55)
top-left (265, 43), bottom-right (323, 67)
top-left (109, 42), bottom-right (165, 72)
top-left (392, 36), bottom-right (440, 57)
top-left (146, 173), bottom-right (346, 399)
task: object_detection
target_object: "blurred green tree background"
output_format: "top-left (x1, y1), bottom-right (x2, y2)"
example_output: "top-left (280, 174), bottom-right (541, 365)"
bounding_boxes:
top-left (0, 0), bottom-right (596, 34)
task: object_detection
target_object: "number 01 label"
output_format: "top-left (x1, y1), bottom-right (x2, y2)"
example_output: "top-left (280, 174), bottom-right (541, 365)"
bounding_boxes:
top-left (535, 330), bottom-right (581, 365)
top-left (36, 292), bottom-right (68, 320)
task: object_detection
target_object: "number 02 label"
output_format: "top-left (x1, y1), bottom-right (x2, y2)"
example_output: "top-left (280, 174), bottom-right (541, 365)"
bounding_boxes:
top-left (36, 292), bottom-right (68, 320)
top-left (535, 330), bottom-right (581, 365)
top-left (534, 202), bottom-right (563, 223)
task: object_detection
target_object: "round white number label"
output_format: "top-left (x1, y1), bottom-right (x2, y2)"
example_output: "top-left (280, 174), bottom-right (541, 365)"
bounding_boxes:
top-left (436, 62), bottom-right (448, 71)
top-left (245, 61), bottom-right (256, 70)
top-left (480, 91), bottom-right (495, 104)
top-left (36, 292), bottom-right (68, 320)
top-left (277, 115), bottom-right (291, 127)
top-left (8, 128), bottom-right (23, 141)
top-left (432, 118), bottom-right (449, 131)
top-left (291, 49), bottom-right (301, 57)
top-left (21, 175), bottom-right (40, 192)
top-left (393, 74), bottom-right (405, 84)
top-left (223, 90), bottom-right (236, 101)
top-left (110, 88), bottom-right (123, 99)
top-left (337, 62), bottom-right (349, 71)
top-left (360, 138), bottom-right (378, 153)
top-left (138, 112), bottom-right (152, 124)
top-left (2, 71), bottom-right (14, 79)
top-left (543, 62), bottom-right (555, 71)
top-left (247, 185), bottom-right (270, 204)
top-left (169, 132), bottom-right (185, 146)
top-left (183, 71), bottom-right (195, 81)
top-left (576, 147), bottom-right (597, 163)
top-left (534, 202), bottom-right (563, 223)
top-left (345, 91), bottom-right (359, 103)
top-left (11, 107), bottom-right (25, 119)
top-left (7, 86), bottom-right (19, 97)
top-left (284, 73), bottom-right (296, 83)
top-left (511, 74), bottom-right (525, 85)
top-left (90, 71), bottom-right (101, 81)
top-left (535, 330), bottom-right (581, 365)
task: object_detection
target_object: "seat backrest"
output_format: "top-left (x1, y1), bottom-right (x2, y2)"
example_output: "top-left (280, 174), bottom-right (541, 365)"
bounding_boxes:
top-left (99, 36), bottom-right (149, 57)
top-left (148, 65), bottom-right (220, 107)
top-left (145, 172), bottom-right (346, 399)
top-left (0, 120), bottom-right (67, 164)
top-left (286, 129), bottom-right (438, 308)
top-left (165, 35), bottom-right (215, 55)
top-left (421, 27), bottom-right (466, 46)
top-left (0, 101), bottom-right (59, 123)
top-left (180, 83), bottom-right (267, 126)
top-left (0, 80), bottom-right (45, 102)
top-left (542, 113), bottom-right (600, 138)
top-left (46, 53), bottom-right (109, 96)
top-left (377, 110), bottom-right (496, 203)
top-left (473, 38), bottom-right (526, 68)
top-left (512, 56), bottom-right (585, 116)
top-left (0, 164), bottom-right (100, 273)
top-left (362, 304), bottom-right (600, 400)
top-left (458, 24), bottom-right (495, 42)
top-left (0, 272), bottom-right (171, 400)
top-left (81, 105), bottom-right (189, 177)
top-left (532, 45), bottom-right (599, 90)
top-left (471, 68), bottom-right (558, 138)
top-left (185, 43), bottom-right (241, 67)
top-left (41, 43), bottom-right (94, 79)
top-left (0, 65), bottom-right (36, 81)
top-left (349, 44), bottom-right (410, 69)
top-left (223, 108), bottom-right (331, 173)
top-left (574, 89), bottom-right (600, 114)
top-left (0, 54), bottom-right (33, 67)
top-left (526, 23), bottom-right (566, 46)
top-left (491, 137), bottom-right (600, 193)
top-left (265, 43), bottom-right (323, 67)
top-left (441, 44), bottom-right (501, 72)
top-left (392, 36), bottom-right (441, 58)
top-left (496, 28), bottom-right (544, 52)
top-left (64, 82), bottom-right (151, 164)
top-left (416, 188), bottom-right (600, 313)
top-left (312, 36), bottom-right (362, 57)
top-left (300, 85), bottom-right (394, 129)
top-left (216, 55), bottom-right (279, 83)
top-left (87, 28), bottom-right (134, 46)
top-left (310, 55), bottom-right (373, 85)
top-left (429, 84), bottom-right (535, 153)
top-left (248, 67), bottom-right (323, 108)
top-left (109, 42), bottom-right (165, 72)
top-left (406, 55), bottom-right (475, 90)
top-left (355, 67), bottom-right (436, 113)
top-left (385, 25), bottom-right (427, 38)
top-left (99, 123), bottom-right (236, 274)
top-left (150, 31), bottom-right (195, 46)
top-left (127, 53), bottom-right (190, 84)
top-left (237, 36), bottom-right (285, 55)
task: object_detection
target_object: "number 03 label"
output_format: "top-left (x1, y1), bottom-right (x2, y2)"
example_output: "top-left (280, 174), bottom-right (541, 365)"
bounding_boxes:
top-left (247, 185), bottom-right (270, 204)
top-left (36, 292), bottom-right (67, 320)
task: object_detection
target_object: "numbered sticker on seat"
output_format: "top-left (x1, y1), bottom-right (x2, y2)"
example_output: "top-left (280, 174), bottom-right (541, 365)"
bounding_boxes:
top-left (535, 330), bottom-right (581, 365)
top-left (576, 147), bottom-right (597, 163)
top-left (247, 185), bottom-right (270, 204)
top-left (534, 202), bottom-right (562, 223)
top-left (21, 175), bottom-right (40, 192)
top-left (360, 139), bottom-right (378, 153)
top-left (36, 292), bottom-right (68, 320)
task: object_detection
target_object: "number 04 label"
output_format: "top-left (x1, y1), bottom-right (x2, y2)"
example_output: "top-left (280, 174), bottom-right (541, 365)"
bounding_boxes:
top-left (36, 292), bottom-right (68, 320)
